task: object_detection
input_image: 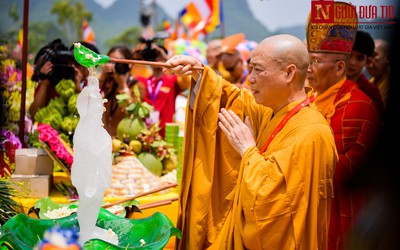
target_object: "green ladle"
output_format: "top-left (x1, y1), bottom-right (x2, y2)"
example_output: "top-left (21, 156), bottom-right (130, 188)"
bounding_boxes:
top-left (73, 42), bottom-right (203, 70)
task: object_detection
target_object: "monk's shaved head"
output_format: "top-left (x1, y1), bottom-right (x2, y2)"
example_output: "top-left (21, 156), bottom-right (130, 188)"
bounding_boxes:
top-left (251, 34), bottom-right (309, 87)
top-left (257, 34), bottom-right (309, 72)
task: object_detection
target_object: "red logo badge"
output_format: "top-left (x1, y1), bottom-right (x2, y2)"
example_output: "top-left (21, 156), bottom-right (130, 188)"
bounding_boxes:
top-left (311, 0), bottom-right (334, 23)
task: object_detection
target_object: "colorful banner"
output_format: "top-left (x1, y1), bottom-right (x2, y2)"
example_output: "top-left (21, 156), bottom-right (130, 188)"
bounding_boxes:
top-left (163, 18), bottom-right (172, 33)
top-left (18, 29), bottom-right (23, 48)
top-left (204, 0), bottom-right (222, 33)
top-left (82, 20), bottom-right (96, 45)
top-left (179, 0), bottom-right (222, 36)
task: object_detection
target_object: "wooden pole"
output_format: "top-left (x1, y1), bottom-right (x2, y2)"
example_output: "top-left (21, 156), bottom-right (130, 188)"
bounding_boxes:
top-left (102, 182), bottom-right (178, 209)
top-left (19, 0), bottom-right (29, 147)
top-left (109, 57), bottom-right (203, 70)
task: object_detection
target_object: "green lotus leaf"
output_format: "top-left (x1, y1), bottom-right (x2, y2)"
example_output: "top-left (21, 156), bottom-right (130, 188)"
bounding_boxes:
top-left (33, 196), bottom-right (78, 219)
top-left (31, 197), bottom-right (140, 219)
top-left (0, 209), bottom-right (181, 250)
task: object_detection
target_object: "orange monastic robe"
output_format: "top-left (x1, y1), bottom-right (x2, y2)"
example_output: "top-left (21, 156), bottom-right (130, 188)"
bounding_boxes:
top-left (176, 66), bottom-right (338, 249)
top-left (370, 74), bottom-right (390, 109)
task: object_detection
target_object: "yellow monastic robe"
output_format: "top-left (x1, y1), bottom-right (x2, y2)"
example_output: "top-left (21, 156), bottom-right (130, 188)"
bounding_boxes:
top-left (217, 61), bottom-right (230, 79)
top-left (177, 66), bottom-right (337, 250)
top-left (313, 78), bottom-right (347, 123)
top-left (370, 74), bottom-right (390, 108)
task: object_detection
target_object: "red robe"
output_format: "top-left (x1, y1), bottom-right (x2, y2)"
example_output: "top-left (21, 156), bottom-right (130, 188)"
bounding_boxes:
top-left (322, 79), bottom-right (381, 250)
top-left (355, 74), bottom-right (385, 119)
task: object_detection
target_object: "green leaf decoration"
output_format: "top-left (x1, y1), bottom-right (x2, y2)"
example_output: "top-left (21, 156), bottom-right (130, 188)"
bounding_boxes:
top-left (33, 196), bottom-right (78, 219)
top-left (31, 197), bottom-right (141, 219)
top-left (141, 102), bottom-right (154, 112)
top-left (116, 93), bottom-right (132, 103)
top-left (138, 106), bottom-right (149, 119)
top-left (0, 208), bottom-right (182, 249)
top-left (133, 85), bottom-right (141, 99)
top-left (126, 102), bottom-right (139, 113)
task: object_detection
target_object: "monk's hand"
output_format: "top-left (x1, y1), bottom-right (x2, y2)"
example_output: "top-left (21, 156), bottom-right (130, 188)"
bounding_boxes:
top-left (218, 108), bottom-right (256, 156)
top-left (165, 55), bottom-right (202, 80)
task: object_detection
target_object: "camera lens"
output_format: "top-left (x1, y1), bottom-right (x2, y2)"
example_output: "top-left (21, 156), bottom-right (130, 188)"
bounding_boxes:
top-left (142, 49), bottom-right (158, 61)
top-left (50, 65), bottom-right (75, 85)
top-left (115, 63), bottom-right (130, 75)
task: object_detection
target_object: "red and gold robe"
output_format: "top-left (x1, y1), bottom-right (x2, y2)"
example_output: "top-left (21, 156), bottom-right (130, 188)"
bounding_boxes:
top-left (314, 78), bottom-right (381, 250)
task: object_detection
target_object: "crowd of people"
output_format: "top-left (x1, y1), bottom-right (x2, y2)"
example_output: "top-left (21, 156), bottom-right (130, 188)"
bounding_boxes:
top-left (98, 44), bottom-right (145, 138)
top-left (28, 31), bottom-right (260, 140)
top-left (22, 1), bottom-right (396, 248)
top-left (29, 38), bottom-right (188, 139)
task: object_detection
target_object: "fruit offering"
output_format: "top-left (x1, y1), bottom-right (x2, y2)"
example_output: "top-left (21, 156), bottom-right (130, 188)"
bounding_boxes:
top-left (106, 156), bottom-right (172, 197)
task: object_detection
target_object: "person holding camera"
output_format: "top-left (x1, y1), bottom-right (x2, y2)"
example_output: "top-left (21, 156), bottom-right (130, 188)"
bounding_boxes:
top-left (134, 39), bottom-right (189, 138)
top-left (29, 39), bottom-right (99, 120)
top-left (99, 44), bottom-right (146, 138)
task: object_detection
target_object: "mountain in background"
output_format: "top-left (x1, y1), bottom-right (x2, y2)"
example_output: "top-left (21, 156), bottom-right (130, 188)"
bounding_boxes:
top-left (2, 0), bottom-right (390, 54)
top-left (1, 0), bottom-right (273, 53)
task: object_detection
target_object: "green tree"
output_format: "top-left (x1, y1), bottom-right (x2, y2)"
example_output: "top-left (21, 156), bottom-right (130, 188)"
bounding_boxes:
top-left (105, 26), bottom-right (142, 49)
top-left (8, 3), bottom-right (19, 22)
top-left (0, 3), bottom-right (20, 46)
top-left (28, 21), bottom-right (67, 60)
top-left (50, 0), bottom-right (92, 45)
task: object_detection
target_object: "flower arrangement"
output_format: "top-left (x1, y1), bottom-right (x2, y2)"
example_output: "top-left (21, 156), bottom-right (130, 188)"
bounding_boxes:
top-left (36, 124), bottom-right (74, 171)
top-left (0, 45), bottom-right (35, 136)
top-left (29, 123), bottom-right (77, 198)
top-left (0, 129), bottom-right (22, 179)
top-left (0, 128), bottom-right (24, 225)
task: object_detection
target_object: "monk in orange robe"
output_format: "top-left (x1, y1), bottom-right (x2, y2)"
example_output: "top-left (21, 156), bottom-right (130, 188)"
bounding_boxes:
top-left (166, 34), bottom-right (337, 249)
